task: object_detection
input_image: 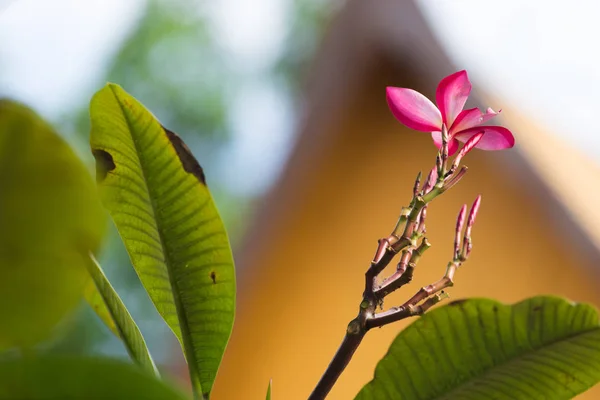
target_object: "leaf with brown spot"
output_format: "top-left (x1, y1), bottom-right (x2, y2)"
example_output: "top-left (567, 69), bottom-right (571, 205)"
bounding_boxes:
top-left (163, 127), bottom-right (206, 184)
top-left (89, 84), bottom-right (235, 398)
top-left (92, 149), bottom-right (116, 182)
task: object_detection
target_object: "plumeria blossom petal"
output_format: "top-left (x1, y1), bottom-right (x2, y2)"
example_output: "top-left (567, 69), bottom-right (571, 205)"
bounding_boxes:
top-left (386, 87), bottom-right (442, 132)
top-left (436, 70), bottom-right (471, 128)
top-left (387, 70), bottom-right (514, 154)
top-left (481, 107), bottom-right (500, 124)
top-left (431, 131), bottom-right (460, 156)
top-left (450, 107), bottom-right (499, 134)
top-left (454, 126), bottom-right (515, 151)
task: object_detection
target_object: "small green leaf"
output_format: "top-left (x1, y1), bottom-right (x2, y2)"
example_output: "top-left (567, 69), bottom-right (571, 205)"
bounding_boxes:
top-left (0, 356), bottom-right (187, 399)
top-left (90, 84), bottom-right (235, 398)
top-left (0, 100), bottom-right (104, 349)
top-left (85, 254), bottom-right (158, 375)
top-left (84, 279), bottom-right (120, 338)
top-left (356, 296), bottom-right (600, 400)
top-left (266, 379), bottom-right (272, 400)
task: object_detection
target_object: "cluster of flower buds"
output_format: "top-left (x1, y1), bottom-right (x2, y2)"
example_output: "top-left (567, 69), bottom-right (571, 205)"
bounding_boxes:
top-left (360, 70), bottom-right (513, 330)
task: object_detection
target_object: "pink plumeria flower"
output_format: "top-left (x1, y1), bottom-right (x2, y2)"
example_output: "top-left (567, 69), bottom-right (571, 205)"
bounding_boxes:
top-left (386, 70), bottom-right (515, 155)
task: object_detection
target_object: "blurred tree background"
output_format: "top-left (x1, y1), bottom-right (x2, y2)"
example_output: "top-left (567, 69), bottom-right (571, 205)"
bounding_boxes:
top-left (0, 0), bottom-right (335, 380)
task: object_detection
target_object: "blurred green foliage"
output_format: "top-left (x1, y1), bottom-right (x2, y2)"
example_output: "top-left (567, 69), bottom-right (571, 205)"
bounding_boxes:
top-left (0, 357), bottom-right (187, 399)
top-left (0, 100), bottom-right (104, 349)
top-left (71, 0), bottom-right (228, 160)
top-left (273, 0), bottom-right (333, 94)
top-left (106, 2), bottom-right (227, 136)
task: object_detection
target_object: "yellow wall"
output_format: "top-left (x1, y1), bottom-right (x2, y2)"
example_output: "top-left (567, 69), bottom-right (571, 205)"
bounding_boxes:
top-left (213, 70), bottom-right (600, 399)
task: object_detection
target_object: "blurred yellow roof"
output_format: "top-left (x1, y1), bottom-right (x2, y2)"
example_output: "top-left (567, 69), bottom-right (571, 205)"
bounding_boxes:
top-left (292, 0), bottom-right (600, 256)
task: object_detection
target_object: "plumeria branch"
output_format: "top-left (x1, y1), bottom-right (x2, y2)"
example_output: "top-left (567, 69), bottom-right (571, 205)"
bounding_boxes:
top-left (308, 139), bottom-right (482, 400)
top-left (308, 70), bottom-right (513, 400)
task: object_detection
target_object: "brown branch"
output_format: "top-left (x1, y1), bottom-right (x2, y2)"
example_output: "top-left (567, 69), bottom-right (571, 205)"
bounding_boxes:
top-left (374, 238), bottom-right (431, 298)
top-left (308, 322), bottom-right (366, 400)
top-left (366, 291), bottom-right (449, 329)
top-left (364, 238), bottom-right (396, 298)
top-left (365, 305), bottom-right (418, 329)
top-left (401, 262), bottom-right (458, 308)
top-left (309, 140), bottom-right (481, 400)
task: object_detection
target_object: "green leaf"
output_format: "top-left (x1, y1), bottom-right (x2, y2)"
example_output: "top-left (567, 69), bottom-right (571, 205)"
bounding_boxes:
top-left (266, 379), bottom-right (272, 400)
top-left (0, 100), bottom-right (104, 349)
top-left (0, 356), bottom-right (187, 399)
top-left (84, 279), bottom-right (120, 338)
top-left (356, 296), bottom-right (600, 400)
top-left (85, 254), bottom-right (158, 375)
top-left (89, 84), bottom-right (236, 398)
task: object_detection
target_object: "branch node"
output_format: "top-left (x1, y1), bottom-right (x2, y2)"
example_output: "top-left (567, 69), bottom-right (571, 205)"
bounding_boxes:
top-left (347, 320), bottom-right (361, 335)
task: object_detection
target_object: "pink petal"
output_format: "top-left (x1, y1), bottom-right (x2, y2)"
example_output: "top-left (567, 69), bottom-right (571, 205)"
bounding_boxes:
top-left (431, 131), bottom-right (460, 156)
top-left (454, 126), bottom-right (515, 151)
top-left (451, 107), bottom-right (500, 135)
top-left (436, 70), bottom-right (472, 128)
top-left (450, 108), bottom-right (483, 135)
top-left (481, 107), bottom-right (500, 124)
top-left (450, 108), bottom-right (500, 135)
top-left (387, 87), bottom-right (442, 132)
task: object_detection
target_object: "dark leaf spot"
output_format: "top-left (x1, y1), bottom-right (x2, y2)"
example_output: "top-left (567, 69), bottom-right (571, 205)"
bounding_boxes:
top-left (493, 306), bottom-right (498, 312)
top-left (533, 306), bottom-right (542, 311)
top-left (210, 271), bottom-right (217, 284)
top-left (163, 126), bottom-right (206, 185)
top-left (92, 149), bottom-right (115, 182)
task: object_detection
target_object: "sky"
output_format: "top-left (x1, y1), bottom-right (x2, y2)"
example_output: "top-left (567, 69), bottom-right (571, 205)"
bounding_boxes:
top-left (0, 0), bottom-right (599, 189)
top-left (0, 0), bottom-right (294, 197)
top-left (0, 0), bottom-right (143, 117)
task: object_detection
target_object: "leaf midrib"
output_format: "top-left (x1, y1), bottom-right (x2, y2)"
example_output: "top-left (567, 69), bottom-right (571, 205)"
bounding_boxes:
top-left (110, 87), bottom-right (204, 397)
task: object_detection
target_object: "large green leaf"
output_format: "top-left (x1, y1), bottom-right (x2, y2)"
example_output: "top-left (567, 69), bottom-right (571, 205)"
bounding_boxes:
top-left (356, 296), bottom-right (600, 400)
top-left (85, 253), bottom-right (158, 375)
top-left (0, 356), bottom-right (187, 399)
top-left (0, 100), bottom-right (104, 349)
top-left (89, 84), bottom-right (235, 398)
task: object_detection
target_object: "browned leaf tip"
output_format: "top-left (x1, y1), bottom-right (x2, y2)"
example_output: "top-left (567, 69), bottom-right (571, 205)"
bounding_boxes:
top-left (92, 149), bottom-right (116, 182)
top-left (163, 126), bottom-right (206, 185)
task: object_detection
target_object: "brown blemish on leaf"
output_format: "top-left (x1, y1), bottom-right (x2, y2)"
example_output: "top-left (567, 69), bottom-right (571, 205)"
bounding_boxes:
top-left (92, 149), bottom-right (116, 182)
top-left (210, 271), bottom-right (217, 284)
top-left (163, 126), bottom-right (206, 185)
